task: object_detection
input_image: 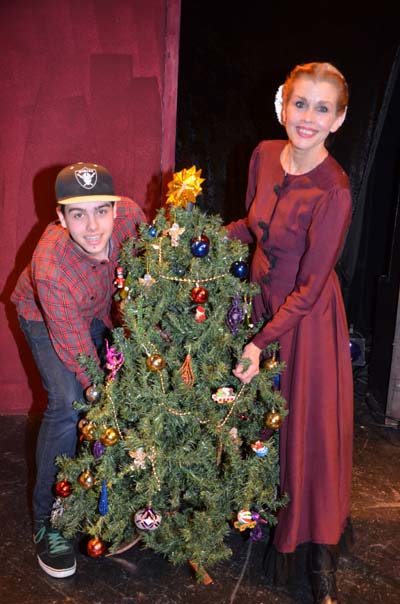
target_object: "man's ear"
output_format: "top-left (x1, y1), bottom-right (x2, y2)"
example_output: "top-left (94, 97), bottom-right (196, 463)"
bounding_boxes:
top-left (56, 206), bottom-right (67, 228)
top-left (113, 201), bottom-right (118, 219)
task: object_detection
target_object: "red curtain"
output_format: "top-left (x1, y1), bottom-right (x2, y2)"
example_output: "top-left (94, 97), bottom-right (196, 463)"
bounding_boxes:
top-left (0, 0), bottom-right (180, 413)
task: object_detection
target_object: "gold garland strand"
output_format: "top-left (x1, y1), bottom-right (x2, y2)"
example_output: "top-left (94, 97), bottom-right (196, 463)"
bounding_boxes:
top-left (105, 381), bottom-right (124, 440)
top-left (149, 446), bottom-right (162, 490)
top-left (216, 383), bottom-right (246, 429)
top-left (147, 231), bottom-right (231, 284)
top-left (159, 272), bottom-right (231, 284)
top-left (215, 383), bottom-right (246, 465)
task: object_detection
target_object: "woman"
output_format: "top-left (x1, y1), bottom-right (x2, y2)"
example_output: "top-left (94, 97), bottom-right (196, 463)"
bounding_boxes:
top-left (226, 62), bottom-right (353, 604)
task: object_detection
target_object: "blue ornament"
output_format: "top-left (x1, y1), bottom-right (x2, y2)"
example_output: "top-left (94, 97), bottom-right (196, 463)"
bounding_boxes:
top-left (272, 374), bottom-right (281, 390)
top-left (172, 263), bottom-right (187, 277)
top-left (230, 260), bottom-right (249, 280)
top-left (148, 225), bottom-right (157, 237)
top-left (98, 479), bottom-right (109, 516)
top-left (190, 235), bottom-right (210, 258)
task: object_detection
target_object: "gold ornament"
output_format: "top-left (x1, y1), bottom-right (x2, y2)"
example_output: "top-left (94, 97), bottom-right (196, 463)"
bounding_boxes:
top-left (265, 411), bottom-right (283, 430)
top-left (100, 427), bottom-right (119, 446)
top-left (165, 165), bottom-right (205, 208)
top-left (264, 356), bottom-right (278, 372)
top-left (78, 469), bottom-right (95, 489)
top-left (85, 384), bottom-right (101, 403)
top-left (119, 286), bottom-right (130, 299)
top-left (81, 421), bottom-right (96, 441)
top-left (146, 354), bottom-right (166, 372)
top-left (78, 418), bottom-right (88, 431)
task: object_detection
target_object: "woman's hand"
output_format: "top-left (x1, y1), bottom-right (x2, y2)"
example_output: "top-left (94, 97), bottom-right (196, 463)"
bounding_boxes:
top-left (233, 342), bottom-right (262, 384)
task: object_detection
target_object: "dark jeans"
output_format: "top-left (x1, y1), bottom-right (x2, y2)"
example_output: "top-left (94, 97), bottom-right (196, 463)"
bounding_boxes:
top-left (18, 316), bottom-right (109, 528)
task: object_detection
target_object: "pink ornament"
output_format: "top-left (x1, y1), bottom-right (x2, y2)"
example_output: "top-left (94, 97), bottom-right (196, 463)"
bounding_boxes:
top-left (105, 340), bottom-right (124, 381)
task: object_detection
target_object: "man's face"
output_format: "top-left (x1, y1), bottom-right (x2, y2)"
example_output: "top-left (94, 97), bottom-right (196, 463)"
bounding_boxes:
top-left (56, 200), bottom-right (117, 260)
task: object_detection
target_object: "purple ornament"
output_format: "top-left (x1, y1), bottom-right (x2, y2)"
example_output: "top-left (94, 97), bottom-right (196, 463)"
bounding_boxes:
top-left (93, 440), bottom-right (106, 459)
top-left (250, 511), bottom-right (268, 542)
top-left (226, 294), bottom-right (245, 335)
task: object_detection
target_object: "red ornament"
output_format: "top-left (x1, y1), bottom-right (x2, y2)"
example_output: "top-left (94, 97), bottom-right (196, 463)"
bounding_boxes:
top-left (191, 286), bottom-right (208, 304)
top-left (55, 479), bottom-right (72, 498)
top-left (87, 536), bottom-right (106, 557)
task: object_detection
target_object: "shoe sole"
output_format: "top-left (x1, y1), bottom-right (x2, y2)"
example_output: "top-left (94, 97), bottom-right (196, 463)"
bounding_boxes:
top-left (37, 556), bottom-right (76, 578)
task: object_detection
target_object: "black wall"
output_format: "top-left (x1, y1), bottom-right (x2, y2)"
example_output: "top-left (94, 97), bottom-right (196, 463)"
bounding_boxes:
top-left (175, 1), bottom-right (400, 411)
top-left (176, 0), bottom-right (400, 333)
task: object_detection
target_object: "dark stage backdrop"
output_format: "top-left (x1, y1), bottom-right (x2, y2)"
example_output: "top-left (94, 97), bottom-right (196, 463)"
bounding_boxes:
top-left (175, 2), bottom-right (400, 342)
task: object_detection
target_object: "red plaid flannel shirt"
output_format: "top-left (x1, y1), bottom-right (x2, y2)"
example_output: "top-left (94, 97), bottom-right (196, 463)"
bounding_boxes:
top-left (11, 197), bottom-right (146, 388)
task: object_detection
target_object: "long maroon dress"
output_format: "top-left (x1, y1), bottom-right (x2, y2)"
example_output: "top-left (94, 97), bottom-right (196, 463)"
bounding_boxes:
top-left (226, 140), bottom-right (353, 554)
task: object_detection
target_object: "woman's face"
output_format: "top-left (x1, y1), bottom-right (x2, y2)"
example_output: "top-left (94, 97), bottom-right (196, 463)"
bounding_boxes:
top-left (282, 76), bottom-right (345, 154)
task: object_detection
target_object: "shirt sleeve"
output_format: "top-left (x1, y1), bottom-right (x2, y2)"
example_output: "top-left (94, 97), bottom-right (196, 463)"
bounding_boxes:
top-left (117, 196), bottom-right (147, 233)
top-left (35, 277), bottom-right (102, 389)
top-left (252, 187), bottom-right (352, 350)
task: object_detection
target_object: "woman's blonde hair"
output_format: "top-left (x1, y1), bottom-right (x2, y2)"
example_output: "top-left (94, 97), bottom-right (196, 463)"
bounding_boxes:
top-left (283, 62), bottom-right (349, 115)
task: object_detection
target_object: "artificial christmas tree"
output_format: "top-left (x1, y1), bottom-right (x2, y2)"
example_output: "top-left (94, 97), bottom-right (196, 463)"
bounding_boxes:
top-left (53, 167), bottom-right (288, 581)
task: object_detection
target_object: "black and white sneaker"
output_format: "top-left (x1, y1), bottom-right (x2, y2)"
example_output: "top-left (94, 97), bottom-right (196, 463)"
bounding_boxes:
top-left (33, 522), bottom-right (76, 578)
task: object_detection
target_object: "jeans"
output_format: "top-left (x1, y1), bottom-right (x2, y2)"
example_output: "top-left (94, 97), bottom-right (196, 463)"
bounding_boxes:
top-left (18, 316), bottom-right (109, 528)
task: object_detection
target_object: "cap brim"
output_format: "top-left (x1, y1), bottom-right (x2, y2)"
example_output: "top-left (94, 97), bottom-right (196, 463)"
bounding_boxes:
top-left (58, 195), bottom-right (121, 205)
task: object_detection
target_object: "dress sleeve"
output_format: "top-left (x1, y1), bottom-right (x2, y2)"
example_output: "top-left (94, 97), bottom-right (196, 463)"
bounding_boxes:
top-left (224, 144), bottom-right (261, 244)
top-left (36, 279), bottom-right (101, 388)
top-left (252, 187), bottom-right (352, 350)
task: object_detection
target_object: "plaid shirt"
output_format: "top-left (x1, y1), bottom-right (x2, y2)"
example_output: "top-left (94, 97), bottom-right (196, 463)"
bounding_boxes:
top-left (11, 197), bottom-right (146, 388)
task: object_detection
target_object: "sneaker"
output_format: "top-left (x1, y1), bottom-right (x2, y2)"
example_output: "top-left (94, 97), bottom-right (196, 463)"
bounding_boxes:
top-left (33, 521), bottom-right (76, 578)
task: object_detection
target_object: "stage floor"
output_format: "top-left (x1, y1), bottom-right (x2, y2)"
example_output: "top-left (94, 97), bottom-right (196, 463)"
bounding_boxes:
top-left (1, 383), bottom-right (399, 604)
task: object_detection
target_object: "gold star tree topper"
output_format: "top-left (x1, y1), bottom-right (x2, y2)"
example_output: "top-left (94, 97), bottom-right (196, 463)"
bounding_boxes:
top-left (166, 165), bottom-right (205, 209)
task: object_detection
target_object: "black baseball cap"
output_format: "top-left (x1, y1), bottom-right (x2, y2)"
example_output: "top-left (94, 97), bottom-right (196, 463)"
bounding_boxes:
top-left (55, 162), bottom-right (120, 205)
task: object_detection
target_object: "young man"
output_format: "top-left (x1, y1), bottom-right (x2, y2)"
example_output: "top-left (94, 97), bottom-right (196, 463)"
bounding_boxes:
top-left (11, 162), bottom-right (146, 578)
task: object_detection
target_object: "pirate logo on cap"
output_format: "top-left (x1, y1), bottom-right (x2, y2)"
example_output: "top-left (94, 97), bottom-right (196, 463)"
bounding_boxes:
top-left (75, 166), bottom-right (98, 190)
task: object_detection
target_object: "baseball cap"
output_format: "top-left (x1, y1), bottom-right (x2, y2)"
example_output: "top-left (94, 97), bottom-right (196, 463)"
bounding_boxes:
top-left (55, 162), bottom-right (120, 205)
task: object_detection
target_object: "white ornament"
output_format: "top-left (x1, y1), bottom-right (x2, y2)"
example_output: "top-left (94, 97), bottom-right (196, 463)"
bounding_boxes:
top-left (274, 84), bottom-right (284, 125)
top-left (139, 273), bottom-right (155, 287)
top-left (128, 447), bottom-right (147, 469)
top-left (50, 497), bottom-right (65, 523)
top-left (134, 507), bottom-right (162, 531)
